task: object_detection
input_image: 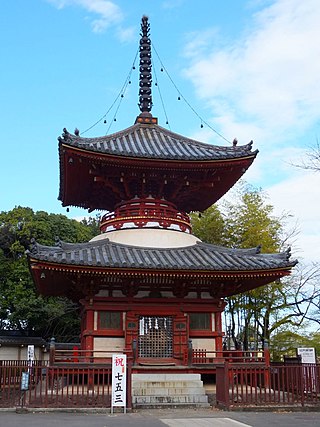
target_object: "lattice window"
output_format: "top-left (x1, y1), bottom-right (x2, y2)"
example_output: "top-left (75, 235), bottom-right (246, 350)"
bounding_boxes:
top-left (138, 316), bottom-right (173, 358)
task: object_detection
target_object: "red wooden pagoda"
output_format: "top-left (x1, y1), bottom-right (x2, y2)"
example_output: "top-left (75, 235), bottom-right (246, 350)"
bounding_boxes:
top-left (27, 16), bottom-right (296, 371)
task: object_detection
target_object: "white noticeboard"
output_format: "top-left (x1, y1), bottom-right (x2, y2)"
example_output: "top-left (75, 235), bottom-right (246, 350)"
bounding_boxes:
top-left (111, 354), bottom-right (127, 413)
top-left (21, 372), bottom-right (30, 391)
top-left (297, 347), bottom-right (316, 364)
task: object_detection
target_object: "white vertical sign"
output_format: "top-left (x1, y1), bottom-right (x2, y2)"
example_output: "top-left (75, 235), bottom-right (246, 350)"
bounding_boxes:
top-left (27, 345), bottom-right (35, 364)
top-left (111, 354), bottom-right (127, 413)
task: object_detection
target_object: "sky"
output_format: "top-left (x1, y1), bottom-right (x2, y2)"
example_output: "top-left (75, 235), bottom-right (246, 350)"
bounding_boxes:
top-left (1, 0), bottom-right (320, 264)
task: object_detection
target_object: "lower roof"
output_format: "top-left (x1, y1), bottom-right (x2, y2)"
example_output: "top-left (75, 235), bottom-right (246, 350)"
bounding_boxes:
top-left (27, 237), bottom-right (296, 273)
top-left (27, 237), bottom-right (297, 301)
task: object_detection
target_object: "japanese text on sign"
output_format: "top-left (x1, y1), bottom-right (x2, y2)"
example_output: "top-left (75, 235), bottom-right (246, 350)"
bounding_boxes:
top-left (111, 354), bottom-right (127, 408)
top-left (297, 347), bottom-right (316, 364)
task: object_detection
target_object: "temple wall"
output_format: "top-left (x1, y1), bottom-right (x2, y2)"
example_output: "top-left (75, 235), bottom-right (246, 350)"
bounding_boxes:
top-left (191, 338), bottom-right (216, 352)
top-left (81, 298), bottom-right (225, 358)
top-left (94, 337), bottom-right (125, 355)
top-left (0, 346), bottom-right (48, 361)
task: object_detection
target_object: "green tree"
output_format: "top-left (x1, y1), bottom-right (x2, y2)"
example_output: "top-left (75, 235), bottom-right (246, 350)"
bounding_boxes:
top-left (0, 206), bottom-right (99, 341)
top-left (270, 329), bottom-right (320, 362)
top-left (269, 330), bottom-right (309, 361)
top-left (190, 184), bottom-right (310, 354)
top-left (189, 205), bottom-right (226, 245)
top-left (223, 188), bottom-right (282, 251)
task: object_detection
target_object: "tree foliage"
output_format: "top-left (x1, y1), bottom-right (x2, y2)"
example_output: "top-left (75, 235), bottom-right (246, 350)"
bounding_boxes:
top-left (0, 206), bottom-right (99, 341)
top-left (190, 183), bottom-right (317, 355)
top-left (189, 205), bottom-right (226, 246)
top-left (270, 329), bottom-right (320, 362)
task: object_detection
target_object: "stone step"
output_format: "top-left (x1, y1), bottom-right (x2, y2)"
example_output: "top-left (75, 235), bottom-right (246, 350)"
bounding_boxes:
top-left (131, 373), bottom-right (210, 408)
top-left (133, 402), bottom-right (210, 409)
top-left (132, 380), bottom-right (204, 388)
top-left (132, 395), bottom-right (209, 404)
top-left (132, 373), bottom-right (201, 381)
top-left (133, 386), bottom-right (205, 396)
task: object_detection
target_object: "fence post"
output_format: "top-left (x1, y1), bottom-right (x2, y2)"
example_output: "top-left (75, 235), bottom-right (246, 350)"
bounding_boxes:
top-left (216, 362), bottom-right (230, 409)
top-left (264, 340), bottom-right (270, 389)
top-left (300, 365), bottom-right (305, 407)
top-left (126, 358), bottom-right (132, 410)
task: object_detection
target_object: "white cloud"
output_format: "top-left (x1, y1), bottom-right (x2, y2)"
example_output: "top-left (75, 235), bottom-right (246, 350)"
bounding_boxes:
top-left (183, 0), bottom-right (320, 146)
top-left (116, 26), bottom-right (136, 43)
top-left (183, 29), bottom-right (221, 59)
top-left (267, 170), bottom-right (320, 263)
top-left (182, 0), bottom-right (320, 264)
top-left (48, 0), bottom-right (123, 33)
top-left (162, 0), bottom-right (185, 10)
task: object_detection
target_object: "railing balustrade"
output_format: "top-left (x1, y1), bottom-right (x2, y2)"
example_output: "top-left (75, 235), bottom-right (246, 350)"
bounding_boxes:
top-left (216, 363), bottom-right (320, 409)
top-left (1, 355), bottom-right (319, 409)
top-left (188, 349), bottom-right (267, 365)
top-left (0, 360), bottom-right (132, 409)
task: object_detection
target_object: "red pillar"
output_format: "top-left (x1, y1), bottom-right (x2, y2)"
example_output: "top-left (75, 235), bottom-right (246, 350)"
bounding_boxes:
top-left (264, 346), bottom-right (271, 388)
top-left (215, 311), bottom-right (223, 356)
top-left (83, 306), bottom-right (94, 360)
top-left (84, 306), bottom-right (95, 389)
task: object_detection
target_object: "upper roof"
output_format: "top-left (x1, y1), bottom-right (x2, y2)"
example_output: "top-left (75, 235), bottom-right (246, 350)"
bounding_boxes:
top-left (59, 125), bottom-right (257, 162)
top-left (58, 125), bottom-right (257, 212)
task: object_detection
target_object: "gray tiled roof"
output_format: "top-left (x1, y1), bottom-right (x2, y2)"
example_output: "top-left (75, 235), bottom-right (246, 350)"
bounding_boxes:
top-left (58, 124), bottom-right (257, 161)
top-left (0, 336), bottom-right (46, 347)
top-left (28, 238), bottom-right (296, 273)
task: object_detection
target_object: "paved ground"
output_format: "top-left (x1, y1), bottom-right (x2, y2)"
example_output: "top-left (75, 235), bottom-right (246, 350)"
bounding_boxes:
top-left (0, 408), bottom-right (320, 427)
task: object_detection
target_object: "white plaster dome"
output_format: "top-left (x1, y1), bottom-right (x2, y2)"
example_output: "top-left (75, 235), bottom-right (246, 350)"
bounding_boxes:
top-left (90, 228), bottom-right (200, 248)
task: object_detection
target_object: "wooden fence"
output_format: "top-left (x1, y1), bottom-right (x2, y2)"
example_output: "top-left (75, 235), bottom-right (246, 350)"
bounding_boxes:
top-left (2, 359), bottom-right (320, 410)
top-left (216, 362), bottom-right (320, 409)
top-left (190, 349), bottom-right (267, 365)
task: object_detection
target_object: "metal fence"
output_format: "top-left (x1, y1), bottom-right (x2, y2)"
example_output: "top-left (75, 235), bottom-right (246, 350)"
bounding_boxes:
top-left (216, 362), bottom-right (320, 409)
top-left (0, 360), bottom-right (132, 409)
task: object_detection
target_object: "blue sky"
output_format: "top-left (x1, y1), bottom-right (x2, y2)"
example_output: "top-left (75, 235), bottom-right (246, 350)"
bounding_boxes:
top-left (1, 0), bottom-right (320, 263)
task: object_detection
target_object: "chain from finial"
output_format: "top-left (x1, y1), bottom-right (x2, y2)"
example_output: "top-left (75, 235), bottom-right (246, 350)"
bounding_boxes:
top-left (138, 15), bottom-right (152, 114)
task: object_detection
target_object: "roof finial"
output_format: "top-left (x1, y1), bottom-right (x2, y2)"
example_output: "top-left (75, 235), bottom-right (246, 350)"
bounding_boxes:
top-left (138, 15), bottom-right (152, 115)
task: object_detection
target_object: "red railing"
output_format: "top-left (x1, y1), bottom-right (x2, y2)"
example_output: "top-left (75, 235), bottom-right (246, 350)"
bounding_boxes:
top-left (188, 349), bottom-right (267, 365)
top-left (216, 363), bottom-right (320, 409)
top-left (0, 360), bottom-right (132, 409)
top-left (2, 359), bottom-right (320, 409)
top-left (100, 197), bottom-right (191, 233)
top-left (51, 348), bottom-right (117, 365)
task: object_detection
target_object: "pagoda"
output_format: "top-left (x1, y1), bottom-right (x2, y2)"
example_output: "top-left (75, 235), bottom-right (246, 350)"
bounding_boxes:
top-left (27, 16), bottom-right (296, 370)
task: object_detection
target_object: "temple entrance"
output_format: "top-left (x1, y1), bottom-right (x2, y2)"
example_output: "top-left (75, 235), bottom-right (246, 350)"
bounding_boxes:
top-left (138, 316), bottom-right (173, 358)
